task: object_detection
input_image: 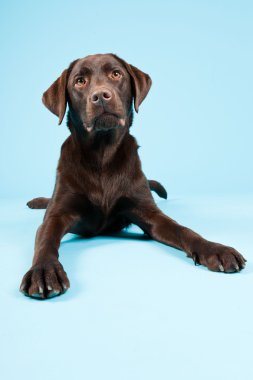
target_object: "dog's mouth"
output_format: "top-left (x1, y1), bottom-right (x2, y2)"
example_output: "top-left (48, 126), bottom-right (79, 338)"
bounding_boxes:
top-left (85, 112), bottom-right (125, 133)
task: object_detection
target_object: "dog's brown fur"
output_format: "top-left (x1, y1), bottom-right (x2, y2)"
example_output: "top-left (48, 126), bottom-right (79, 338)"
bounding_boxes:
top-left (20, 54), bottom-right (246, 299)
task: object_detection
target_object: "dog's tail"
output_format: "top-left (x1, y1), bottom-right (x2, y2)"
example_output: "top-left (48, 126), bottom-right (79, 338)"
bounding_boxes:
top-left (26, 180), bottom-right (167, 209)
top-left (148, 180), bottom-right (167, 199)
top-left (27, 197), bottom-right (50, 209)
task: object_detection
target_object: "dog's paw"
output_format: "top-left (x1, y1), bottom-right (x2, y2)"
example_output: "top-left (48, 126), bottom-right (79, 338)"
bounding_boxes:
top-left (191, 242), bottom-right (246, 273)
top-left (20, 260), bottom-right (70, 299)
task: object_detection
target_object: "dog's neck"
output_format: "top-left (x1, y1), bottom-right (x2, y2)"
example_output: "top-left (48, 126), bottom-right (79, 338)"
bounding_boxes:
top-left (66, 113), bottom-right (131, 168)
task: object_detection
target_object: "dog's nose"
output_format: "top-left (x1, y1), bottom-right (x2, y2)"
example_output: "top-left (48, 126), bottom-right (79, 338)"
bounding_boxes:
top-left (91, 89), bottom-right (112, 104)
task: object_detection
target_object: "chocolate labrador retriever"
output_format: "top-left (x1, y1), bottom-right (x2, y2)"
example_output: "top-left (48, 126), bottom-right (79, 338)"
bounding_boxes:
top-left (20, 53), bottom-right (246, 299)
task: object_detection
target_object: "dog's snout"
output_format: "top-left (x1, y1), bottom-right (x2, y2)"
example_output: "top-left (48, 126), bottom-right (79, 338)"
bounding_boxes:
top-left (91, 88), bottom-right (112, 104)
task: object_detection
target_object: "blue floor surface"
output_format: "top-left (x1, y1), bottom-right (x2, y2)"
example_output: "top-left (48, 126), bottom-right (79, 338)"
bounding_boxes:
top-left (1, 195), bottom-right (252, 380)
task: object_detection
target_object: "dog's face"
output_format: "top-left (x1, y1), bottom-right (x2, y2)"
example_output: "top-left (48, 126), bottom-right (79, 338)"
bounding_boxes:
top-left (42, 54), bottom-right (152, 134)
top-left (67, 54), bottom-right (132, 132)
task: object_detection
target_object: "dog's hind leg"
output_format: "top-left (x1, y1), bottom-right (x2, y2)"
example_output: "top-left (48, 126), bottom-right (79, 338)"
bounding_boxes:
top-left (148, 180), bottom-right (167, 199)
top-left (27, 197), bottom-right (51, 209)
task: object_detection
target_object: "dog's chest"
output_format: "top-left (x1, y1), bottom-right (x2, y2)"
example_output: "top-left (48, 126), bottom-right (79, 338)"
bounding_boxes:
top-left (88, 169), bottom-right (130, 212)
top-left (60, 135), bottom-right (139, 231)
top-left (69, 172), bottom-right (133, 236)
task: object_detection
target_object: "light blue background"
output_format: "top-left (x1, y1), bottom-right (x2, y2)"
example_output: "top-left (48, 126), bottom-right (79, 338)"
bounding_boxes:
top-left (0, 1), bottom-right (252, 380)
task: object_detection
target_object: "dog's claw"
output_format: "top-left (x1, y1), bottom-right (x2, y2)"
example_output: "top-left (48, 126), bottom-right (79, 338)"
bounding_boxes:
top-left (192, 252), bottom-right (200, 266)
top-left (218, 264), bottom-right (224, 272)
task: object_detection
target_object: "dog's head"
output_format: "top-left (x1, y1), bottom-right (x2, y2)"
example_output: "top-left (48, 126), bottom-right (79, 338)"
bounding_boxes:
top-left (42, 54), bottom-right (152, 133)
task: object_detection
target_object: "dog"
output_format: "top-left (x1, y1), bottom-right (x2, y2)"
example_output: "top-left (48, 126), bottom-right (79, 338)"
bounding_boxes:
top-left (20, 53), bottom-right (246, 299)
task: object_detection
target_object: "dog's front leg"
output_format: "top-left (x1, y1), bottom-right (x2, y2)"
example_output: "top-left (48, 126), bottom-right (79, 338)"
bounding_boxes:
top-left (20, 213), bottom-right (77, 299)
top-left (128, 206), bottom-right (246, 273)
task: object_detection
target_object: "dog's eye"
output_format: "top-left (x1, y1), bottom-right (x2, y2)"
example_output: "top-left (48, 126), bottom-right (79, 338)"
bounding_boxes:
top-left (111, 70), bottom-right (122, 79)
top-left (75, 78), bottom-right (86, 87)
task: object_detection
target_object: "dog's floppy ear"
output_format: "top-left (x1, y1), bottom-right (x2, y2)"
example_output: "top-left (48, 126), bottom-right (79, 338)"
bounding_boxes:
top-left (42, 69), bottom-right (68, 125)
top-left (113, 55), bottom-right (152, 112)
top-left (125, 63), bottom-right (152, 112)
